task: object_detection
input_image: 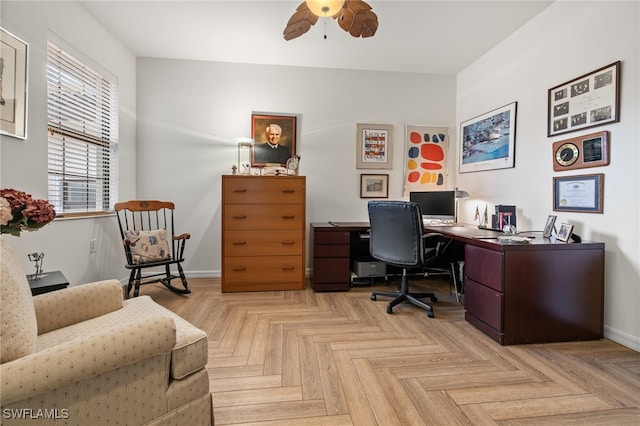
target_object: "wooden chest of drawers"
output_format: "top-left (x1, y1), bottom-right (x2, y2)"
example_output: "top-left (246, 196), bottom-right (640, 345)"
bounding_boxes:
top-left (221, 175), bottom-right (306, 292)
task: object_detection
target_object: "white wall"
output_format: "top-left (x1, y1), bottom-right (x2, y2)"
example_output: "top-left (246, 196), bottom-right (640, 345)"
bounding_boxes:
top-left (0, 1), bottom-right (137, 284)
top-left (136, 58), bottom-right (456, 276)
top-left (456, 1), bottom-right (640, 350)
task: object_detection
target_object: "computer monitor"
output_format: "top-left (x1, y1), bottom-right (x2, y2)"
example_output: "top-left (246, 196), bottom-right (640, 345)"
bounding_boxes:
top-left (409, 190), bottom-right (456, 222)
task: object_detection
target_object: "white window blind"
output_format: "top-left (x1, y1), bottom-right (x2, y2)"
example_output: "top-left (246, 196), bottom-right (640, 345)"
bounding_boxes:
top-left (47, 40), bottom-right (118, 215)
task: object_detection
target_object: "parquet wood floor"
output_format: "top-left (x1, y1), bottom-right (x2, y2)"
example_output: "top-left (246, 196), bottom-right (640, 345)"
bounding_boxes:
top-left (140, 278), bottom-right (640, 425)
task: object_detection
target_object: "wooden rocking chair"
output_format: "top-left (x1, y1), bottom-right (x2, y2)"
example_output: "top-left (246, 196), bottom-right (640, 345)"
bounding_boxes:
top-left (115, 200), bottom-right (191, 297)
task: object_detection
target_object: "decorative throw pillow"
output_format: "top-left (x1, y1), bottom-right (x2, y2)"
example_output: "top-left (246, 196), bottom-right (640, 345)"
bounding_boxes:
top-left (124, 229), bottom-right (171, 264)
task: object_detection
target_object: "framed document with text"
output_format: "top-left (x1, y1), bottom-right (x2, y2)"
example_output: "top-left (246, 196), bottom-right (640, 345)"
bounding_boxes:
top-left (553, 174), bottom-right (604, 213)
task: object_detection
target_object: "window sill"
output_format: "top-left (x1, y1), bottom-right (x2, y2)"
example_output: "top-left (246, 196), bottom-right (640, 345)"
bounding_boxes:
top-left (54, 211), bottom-right (115, 221)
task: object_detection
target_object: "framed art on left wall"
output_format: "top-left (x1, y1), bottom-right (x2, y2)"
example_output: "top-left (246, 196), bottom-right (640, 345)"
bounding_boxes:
top-left (0, 28), bottom-right (28, 139)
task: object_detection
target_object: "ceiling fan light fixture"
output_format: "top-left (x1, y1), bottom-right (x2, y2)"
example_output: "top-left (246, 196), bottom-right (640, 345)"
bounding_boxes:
top-left (305, 0), bottom-right (343, 17)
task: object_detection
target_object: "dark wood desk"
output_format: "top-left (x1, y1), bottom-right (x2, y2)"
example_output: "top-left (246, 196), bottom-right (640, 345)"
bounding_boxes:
top-left (310, 222), bottom-right (605, 345)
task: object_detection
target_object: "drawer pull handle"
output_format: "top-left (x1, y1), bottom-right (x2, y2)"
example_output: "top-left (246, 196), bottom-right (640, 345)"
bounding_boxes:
top-left (282, 189), bottom-right (296, 194)
top-left (233, 241), bottom-right (247, 246)
top-left (281, 265), bottom-right (295, 271)
top-left (232, 266), bottom-right (247, 272)
top-left (232, 189), bottom-right (247, 193)
top-left (234, 215), bottom-right (247, 220)
top-left (282, 241), bottom-right (295, 245)
top-left (282, 215), bottom-right (295, 220)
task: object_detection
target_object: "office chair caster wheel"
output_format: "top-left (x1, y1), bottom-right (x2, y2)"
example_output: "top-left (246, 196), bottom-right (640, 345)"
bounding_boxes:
top-left (371, 294), bottom-right (377, 301)
top-left (431, 296), bottom-right (438, 302)
top-left (387, 306), bottom-right (393, 314)
top-left (427, 310), bottom-right (435, 318)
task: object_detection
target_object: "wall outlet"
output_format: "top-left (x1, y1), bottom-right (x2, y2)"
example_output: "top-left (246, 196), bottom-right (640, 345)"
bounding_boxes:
top-left (89, 239), bottom-right (97, 253)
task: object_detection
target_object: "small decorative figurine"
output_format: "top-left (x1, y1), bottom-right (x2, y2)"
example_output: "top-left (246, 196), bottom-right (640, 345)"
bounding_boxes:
top-left (28, 252), bottom-right (45, 279)
top-left (231, 165), bottom-right (238, 175)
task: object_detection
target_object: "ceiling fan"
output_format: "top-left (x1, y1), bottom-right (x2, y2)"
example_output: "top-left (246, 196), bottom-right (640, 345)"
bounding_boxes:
top-left (283, 0), bottom-right (379, 41)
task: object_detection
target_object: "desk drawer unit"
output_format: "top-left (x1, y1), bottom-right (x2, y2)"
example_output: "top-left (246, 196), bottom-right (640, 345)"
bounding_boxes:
top-left (463, 244), bottom-right (506, 343)
top-left (222, 175), bottom-right (306, 292)
top-left (310, 226), bottom-right (351, 291)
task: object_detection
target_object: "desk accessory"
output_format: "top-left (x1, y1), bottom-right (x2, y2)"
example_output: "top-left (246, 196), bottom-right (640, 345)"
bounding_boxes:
top-left (543, 215), bottom-right (557, 238)
top-left (497, 235), bottom-right (531, 243)
top-left (556, 223), bottom-right (574, 242)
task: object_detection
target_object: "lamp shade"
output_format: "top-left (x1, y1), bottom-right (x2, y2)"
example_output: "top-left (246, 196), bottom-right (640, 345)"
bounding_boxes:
top-left (306, 0), bottom-right (343, 17)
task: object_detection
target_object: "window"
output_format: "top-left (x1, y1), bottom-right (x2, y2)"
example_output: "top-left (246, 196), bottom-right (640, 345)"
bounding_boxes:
top-left (47, 39), bottom-right (118, 215)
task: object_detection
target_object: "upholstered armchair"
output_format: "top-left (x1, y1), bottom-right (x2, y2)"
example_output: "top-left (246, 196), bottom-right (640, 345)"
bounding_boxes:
top-left (0, 240), bottom-right (213, 425)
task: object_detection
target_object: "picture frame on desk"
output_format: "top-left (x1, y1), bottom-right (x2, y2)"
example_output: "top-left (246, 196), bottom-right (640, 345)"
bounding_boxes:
top-left (556, 223), bottom-right (574, 242)
top-left (360, 174), bottom-right (388, 198)
top-left (553, 173), bottom-right (604, 213)
top-left (543, 214), bottom-right (557, 238)
top-left (459, 102), bottom-right (517, 173)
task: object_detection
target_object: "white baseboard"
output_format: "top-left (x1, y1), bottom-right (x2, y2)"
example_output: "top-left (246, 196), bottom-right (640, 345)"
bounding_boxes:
top-left (604, 325), bottom-right (640, 352)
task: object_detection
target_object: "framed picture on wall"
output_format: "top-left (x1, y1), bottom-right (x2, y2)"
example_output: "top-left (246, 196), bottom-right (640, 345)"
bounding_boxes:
top-left (360, 174), bottom-right (388, 198)
top-left (553, 173), bottom-right (604, 213)
top-left (459, 102), bottom-right (517, 173)
top-left (0, 28), bottom-right (28, 139)
top-left (356, 123), bottom-right (393, 169)
top-left (251, 112), bottom-right (297, 167)
top-left (547, 61), bottom-right (620, 137)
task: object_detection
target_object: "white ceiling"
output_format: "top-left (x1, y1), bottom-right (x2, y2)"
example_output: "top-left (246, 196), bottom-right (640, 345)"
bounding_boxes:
top-left (79, 0), bottom-right (552, 75)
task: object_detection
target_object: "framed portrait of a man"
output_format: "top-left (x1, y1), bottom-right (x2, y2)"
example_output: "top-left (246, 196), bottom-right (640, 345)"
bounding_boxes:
top-left (251, 113), bottom-right (297, 167)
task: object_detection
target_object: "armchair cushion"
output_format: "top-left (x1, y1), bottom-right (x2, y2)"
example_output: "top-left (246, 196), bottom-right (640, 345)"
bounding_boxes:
top-left (33, 279), bottom-right (124, 335)
top-left (124, 228), bottom-right (171, 264)
top-left (0, 240), bottom-right (37, 363)
top-left (1, 316), bottom-right (176, 406)
top-left (35, 295), bottom-right (208, 381)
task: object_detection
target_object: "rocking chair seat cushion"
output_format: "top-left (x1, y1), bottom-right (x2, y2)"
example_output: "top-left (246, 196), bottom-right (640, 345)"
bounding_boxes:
top-left (125, 229), bottom-right (171, 264)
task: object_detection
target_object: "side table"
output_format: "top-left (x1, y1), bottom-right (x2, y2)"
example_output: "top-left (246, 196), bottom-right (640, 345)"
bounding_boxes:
top-left (27, 271), bottom-right (69, 296)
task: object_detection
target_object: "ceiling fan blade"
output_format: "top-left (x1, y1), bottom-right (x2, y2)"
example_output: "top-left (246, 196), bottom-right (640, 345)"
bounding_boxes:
top-left (283, 2), bottom-right (320, 41)
top-left (336, 0), bottom-right (378, 38)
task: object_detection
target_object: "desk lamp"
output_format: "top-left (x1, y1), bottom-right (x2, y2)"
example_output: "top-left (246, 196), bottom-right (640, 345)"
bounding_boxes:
top-left (454, 187), bottom-right (469, 223)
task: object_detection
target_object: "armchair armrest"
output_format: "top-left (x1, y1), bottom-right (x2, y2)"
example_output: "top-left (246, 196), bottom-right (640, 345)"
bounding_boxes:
top-left (33, 280), bottom-right (124, 335)
top-left (0, 316), bottom-right (176, 406)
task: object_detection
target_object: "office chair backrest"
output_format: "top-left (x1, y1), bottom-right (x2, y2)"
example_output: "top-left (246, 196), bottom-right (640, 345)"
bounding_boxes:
top-left (368, 201), bottom-right (425, 268)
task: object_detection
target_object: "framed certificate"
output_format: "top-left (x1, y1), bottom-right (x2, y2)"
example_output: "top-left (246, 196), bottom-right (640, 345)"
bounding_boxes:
top-left (553, 173), bottom-right (604, 213)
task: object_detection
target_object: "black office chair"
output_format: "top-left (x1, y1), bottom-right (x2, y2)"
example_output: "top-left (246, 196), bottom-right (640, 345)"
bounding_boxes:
top-left (368, 201), bottom-right (451, 318)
